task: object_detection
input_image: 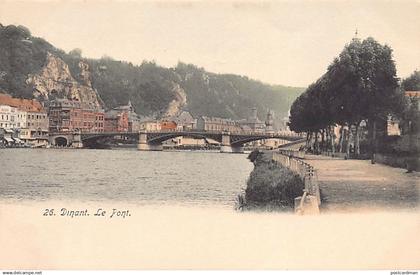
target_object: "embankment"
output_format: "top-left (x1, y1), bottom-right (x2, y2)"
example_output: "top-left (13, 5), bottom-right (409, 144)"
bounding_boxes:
top-left (238, 151), bottom-right (305, 211)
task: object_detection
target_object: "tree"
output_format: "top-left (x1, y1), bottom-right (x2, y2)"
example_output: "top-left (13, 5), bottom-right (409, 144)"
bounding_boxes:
top-left (402, 71), bottom-right (420, 91)
top-left (69, 48), bottom-right (82, 58)
top-left (288, 37), bottom-right (403, 159)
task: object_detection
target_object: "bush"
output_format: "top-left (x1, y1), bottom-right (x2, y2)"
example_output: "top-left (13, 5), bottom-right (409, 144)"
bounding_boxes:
top-left (243, 154), bottom-right (305, 210)
top-left (247, 149), bottom-right (263, 164)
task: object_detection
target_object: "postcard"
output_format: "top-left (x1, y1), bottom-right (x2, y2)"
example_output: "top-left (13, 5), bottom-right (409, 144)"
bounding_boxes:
top-left (0, 0), bottom-right (419, 272)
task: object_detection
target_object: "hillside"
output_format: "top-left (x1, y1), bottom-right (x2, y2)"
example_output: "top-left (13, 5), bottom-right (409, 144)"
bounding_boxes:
top-left (0, 24), bottom-right (304, 121)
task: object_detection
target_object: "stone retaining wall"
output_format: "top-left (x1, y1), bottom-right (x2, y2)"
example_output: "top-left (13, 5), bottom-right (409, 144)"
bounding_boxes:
top-left (272, 151), bottom-right (321, 214)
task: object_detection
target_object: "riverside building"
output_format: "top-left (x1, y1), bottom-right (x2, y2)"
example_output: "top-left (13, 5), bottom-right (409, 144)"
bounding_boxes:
top-left (0, 93), bottom-right (49, 146)
top-left (104, 101), bottom-right (141, 132)
top-left (196, 116), bottom-right (242, 133)
top-left (48, 98), bottom-right (104, 133)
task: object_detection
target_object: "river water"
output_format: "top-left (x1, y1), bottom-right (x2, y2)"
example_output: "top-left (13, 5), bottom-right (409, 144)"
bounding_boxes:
top-left (0, 148), bottom-right (253, 207)
top-left (1, 148), bottom-right (419, 269)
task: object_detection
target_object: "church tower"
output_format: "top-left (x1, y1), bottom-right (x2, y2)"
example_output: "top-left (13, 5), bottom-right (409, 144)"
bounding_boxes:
top-left (265, 110), bottom-right (274, 134)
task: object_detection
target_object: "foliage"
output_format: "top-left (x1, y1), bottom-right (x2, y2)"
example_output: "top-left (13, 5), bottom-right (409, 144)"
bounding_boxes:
top-left (0, 24), bottom-right (60, 98)
top-left (288, 37), bottom-right (405, 156)
top-left (399, 71), bottom-right (420, 137)
top-left (247, 149), bottom-right (263, 164)
top-left (402, 70), bottom-right (420, 91)
top-left (244, 154), bottom-right (304, 209)
top-left (175, 62), bottom-right (304, 120)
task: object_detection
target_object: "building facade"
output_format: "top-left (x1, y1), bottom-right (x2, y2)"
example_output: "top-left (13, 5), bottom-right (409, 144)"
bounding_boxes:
top-left (104, 101), bottom-right (141, 132)
top-left (160, 120), bottom-right (177, 131)
top-left (196, 116), bottom-right (241, 132)
top-left (0, 105), bottom-right (18, 130)
top-left (0, 93), bottom-right (49, 146)
top-left (49, 99), bottom-right (104, 133)
top-left (104, 110), bottom-right (129, 132)
top-left (139, 120), bottom-right (161, 132)
top-left (238, 107), bottom-right (266, 133)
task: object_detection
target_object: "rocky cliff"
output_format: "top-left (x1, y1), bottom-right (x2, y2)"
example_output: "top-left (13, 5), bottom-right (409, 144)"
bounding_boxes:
top-left (163, 82), bottom-right (187, 117)
top-left (26, 52), bottom-right (102, 108)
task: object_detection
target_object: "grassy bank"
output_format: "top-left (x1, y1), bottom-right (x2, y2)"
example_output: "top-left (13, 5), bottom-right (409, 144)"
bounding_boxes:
top-left (237, 151), bottom-right (305, 211)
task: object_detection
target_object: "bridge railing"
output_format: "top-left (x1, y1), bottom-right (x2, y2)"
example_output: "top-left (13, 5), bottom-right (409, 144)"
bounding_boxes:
top-left (141, 129), bottom-right (304, 137)
top-left (272, 151), bottom-right (321, 213)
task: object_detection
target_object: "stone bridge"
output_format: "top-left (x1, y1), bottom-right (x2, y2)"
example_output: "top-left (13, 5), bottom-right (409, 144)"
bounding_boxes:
top-left (52, 130), bottom-right (304, 153)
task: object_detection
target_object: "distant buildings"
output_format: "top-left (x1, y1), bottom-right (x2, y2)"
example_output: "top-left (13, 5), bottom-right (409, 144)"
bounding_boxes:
top-left (104, 109), bottom-right (128, 132)
top-left (386, 115), bottom-right (401, 136)
top-left (386, 91), bottom-right (420, 136)
top-left (173, 111), bottom-right (196, 130)
top-left (139, 119), bottom-right (161, 132)
top-left (48, 99), bottom-right (104, 133)
top-left (104, 101), bottom-right (141, 132)
top-left (0, 105), bottom-right (19, 130)
top-left (0, 92), bottom-right (292, 149)
top-left (196, 116), bottom-right (241, 132)
top-left (0, 93), bottom-right (49, 146)
top-left (237, 107), bottom-right (266, 133)
top-left (405, 91), bottom-right (420, 111)
top-left (405, 91), bottom-right (420, 98)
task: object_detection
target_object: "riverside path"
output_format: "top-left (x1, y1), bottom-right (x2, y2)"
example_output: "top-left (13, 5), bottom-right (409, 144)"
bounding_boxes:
top-left (303, 154), bottom-right (420, 212)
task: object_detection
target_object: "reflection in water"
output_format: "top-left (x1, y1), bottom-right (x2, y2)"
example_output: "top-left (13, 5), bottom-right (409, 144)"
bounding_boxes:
top-left (0, 148), bottom-right (253, 207)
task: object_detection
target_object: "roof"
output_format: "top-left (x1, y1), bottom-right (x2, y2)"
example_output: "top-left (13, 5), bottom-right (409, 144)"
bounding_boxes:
top-left (175, 111), bottom-right (195, 124)
top-left (199, 116), bottom-right (236, 124)
top-left (138, 116), bottom-right (158, 123)
top-left (405, 91), bottom-right (420, 98)
top-left (105, 109), bottom-right (125, 119)
top-left (49, 98), bottom-right (103, 112)
top-left (240, 125), bottom-right (252, 131)
top-left (0, 93), bottom-right (45, 112)
top-left (114, 105), bottom-right (132, 111)
top-left (113, 100), bottom-right (134, 111)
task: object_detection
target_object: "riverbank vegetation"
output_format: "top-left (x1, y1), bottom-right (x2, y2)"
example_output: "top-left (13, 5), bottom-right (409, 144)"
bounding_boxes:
top-left (237, 151), bottom-right (304, 211)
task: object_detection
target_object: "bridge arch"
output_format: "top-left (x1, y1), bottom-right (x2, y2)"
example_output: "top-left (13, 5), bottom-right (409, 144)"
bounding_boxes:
top-left (55, 136), bottom-right (68, 147)
top-left (230, 134), bottom-right (304, 147)
top-left (147, 132), bottom-right (222, 144)
top-left (81, 133), bottom-right (138, 142)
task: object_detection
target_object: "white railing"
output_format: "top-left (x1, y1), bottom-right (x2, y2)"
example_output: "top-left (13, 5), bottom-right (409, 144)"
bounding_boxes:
top-left (277, 149), bottom-right (305, 159)
top-left (272, 151), bottom-right (321, 211)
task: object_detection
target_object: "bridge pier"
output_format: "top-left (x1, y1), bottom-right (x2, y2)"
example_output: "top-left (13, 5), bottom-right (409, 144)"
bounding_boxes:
top-left (49, 132), bottom-right (83, 148)
top-left (220, 132), bottom-right (244, 153)
top-left (220, 145), bottom-right (244, 153)
top-left (72, 131), bottom-right (83, 148)
top-left (138, 143), bottom-right (163, 151)
top-left (137, 132), bottom-right (163, 151)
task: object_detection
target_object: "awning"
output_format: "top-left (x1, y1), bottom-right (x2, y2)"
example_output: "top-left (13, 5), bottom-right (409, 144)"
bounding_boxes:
top-left (4, 137), bottom-right (14, 143)
top-left (13, 137), bottom-right (24, 143)
top-left (5, 129), bottom-right (14, 133)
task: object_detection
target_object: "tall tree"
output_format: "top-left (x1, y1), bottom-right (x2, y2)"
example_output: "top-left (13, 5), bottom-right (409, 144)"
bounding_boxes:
top-left (402, 71), bottom-right (420, 91)
top-left (288, 36), bottom-right (403, 158)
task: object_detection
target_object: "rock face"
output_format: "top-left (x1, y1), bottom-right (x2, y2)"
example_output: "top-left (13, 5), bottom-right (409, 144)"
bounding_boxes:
top-left (26, 52), bottom-right (102, 108)
top-left (163, 82), bottom-right (187, 117)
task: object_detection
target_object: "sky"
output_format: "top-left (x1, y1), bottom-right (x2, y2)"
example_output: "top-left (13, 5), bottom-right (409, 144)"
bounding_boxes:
top-left (0, 0), bottom-right (419, 87)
